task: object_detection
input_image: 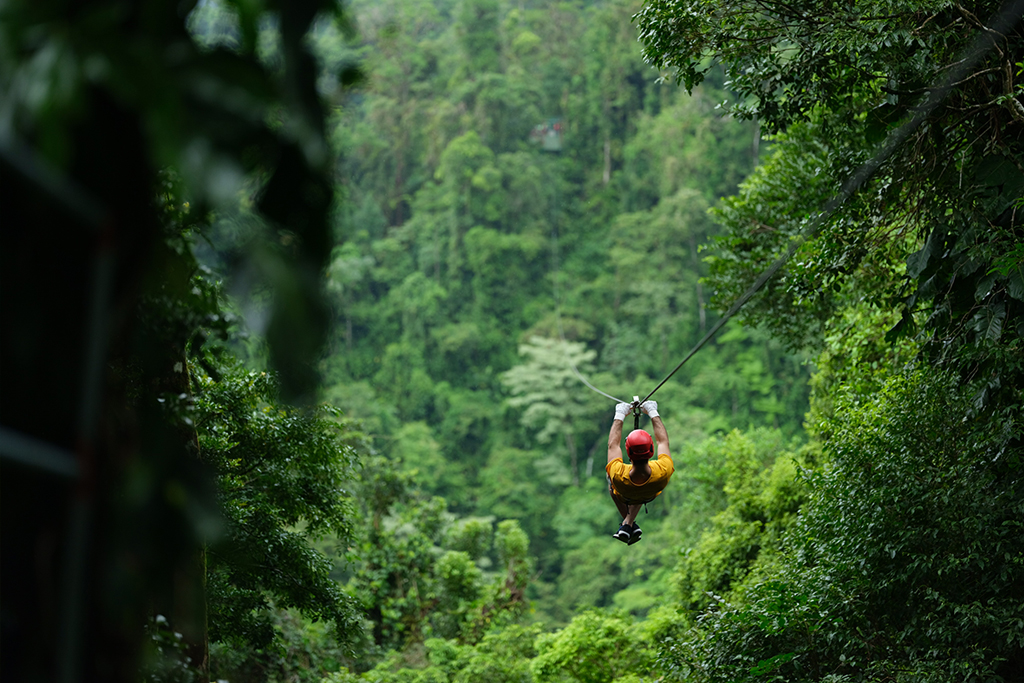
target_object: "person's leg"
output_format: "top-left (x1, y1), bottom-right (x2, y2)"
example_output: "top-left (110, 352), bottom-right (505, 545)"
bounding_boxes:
top-left (608, 478), bottom-right (635, 542)
top-left (608, 481), bottom-right (629, 520)
top-left (623, 504), bottom-right (642, 526)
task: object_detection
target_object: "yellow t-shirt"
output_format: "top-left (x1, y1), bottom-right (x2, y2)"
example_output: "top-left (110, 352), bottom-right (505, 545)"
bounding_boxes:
top-left (606, 454), bottom-right (674, 502)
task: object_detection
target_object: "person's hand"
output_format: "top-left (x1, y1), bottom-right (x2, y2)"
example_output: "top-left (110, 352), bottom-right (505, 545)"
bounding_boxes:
top-left (613, 402), bottom-right (631, 422)
top-left (641, 400), bottom-right (659, 419)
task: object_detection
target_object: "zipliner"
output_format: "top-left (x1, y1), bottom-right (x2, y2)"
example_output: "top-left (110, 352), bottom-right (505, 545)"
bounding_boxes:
top-left (606, 400), bottom-right (674, 545)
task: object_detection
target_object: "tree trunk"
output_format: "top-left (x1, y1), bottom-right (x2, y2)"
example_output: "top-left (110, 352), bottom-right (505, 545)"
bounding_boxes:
top-left (690, 233), bottom-right (706, 333)
top-left (603, 135), bottom-right (612, 185)
top-left (752, 119), bottom-right (760, 165)
top-left (565, 429), bottom-right (579, 487)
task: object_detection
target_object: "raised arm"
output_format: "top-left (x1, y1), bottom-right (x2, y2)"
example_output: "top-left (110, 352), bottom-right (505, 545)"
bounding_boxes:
top-left (651, 416), bottom-right (670, 459)
top-left (642, 401), bottom-right (670, 458)
top-left (608, 402), bottom-right (630, 464)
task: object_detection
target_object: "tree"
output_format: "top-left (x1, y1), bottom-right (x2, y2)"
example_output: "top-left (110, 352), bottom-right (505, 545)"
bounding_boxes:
top-left (672, 429), bottom-right (805, 613)
top-left (456, 0), bottom-right (501, 75)
top-left (635, 2), bottom-right (1024, 679)
top-left (501, 337), bottom-right (609, 487)
top-left (532, 611), bottom-right (653, 683)
top-left (347, 456), bottom-right (533, 656)
top-left (391, 421), bottom-right (466, 501)
top-left (475, 445), bottom-right (558, 553)
top-left (447, 622), bottom-right (540, 683)
top-left (636, 0), bottom-right (1024, 392)
top-left (191, 357), bottom-right (360, 653)
top-left (659, 371), bottom-right (1024, 682)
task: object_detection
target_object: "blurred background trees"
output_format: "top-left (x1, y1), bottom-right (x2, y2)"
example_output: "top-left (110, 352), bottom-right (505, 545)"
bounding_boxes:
top-left (1, 0), bottom-right (356, 678)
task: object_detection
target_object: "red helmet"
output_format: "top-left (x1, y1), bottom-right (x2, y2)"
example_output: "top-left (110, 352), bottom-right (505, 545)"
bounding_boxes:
top-left (625, 429), bottom-right (653, 459)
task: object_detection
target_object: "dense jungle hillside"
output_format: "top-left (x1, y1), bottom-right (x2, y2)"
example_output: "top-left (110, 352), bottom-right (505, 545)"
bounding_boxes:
top-left (314, 0), bottom-right (815, 627)
top-left (192, 0), bottom-right (817, 653)
top-left (2, 0), bottom-right (1021, 682)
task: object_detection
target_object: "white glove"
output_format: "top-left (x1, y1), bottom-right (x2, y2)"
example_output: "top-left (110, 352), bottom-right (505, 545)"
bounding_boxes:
top-left (613, 402), bottom-right (631, 422)
top-left (641, 400), bottom-right (659, 419)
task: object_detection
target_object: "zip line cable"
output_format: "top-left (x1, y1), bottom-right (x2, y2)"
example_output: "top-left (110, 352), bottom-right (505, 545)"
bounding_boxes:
top-left (548, 0), bottom-right (1023, 410)
top-left (640, 0), bottom-right (1024, 406)
top-left (640, 239), bottom-right (799, 404)
top-left (554, 305), bottom-right (631, 404)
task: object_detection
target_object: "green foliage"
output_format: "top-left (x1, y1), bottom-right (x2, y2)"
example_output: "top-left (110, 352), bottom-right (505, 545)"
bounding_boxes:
top-left (703, 123), bottom-right (848, 348)
top-left (619, 91), bottom-right (756, 210)
top-left (3, 0), bottom-right (363, 672)
top-left (325, 622), bottom-right (541, 683)
top-left (131, 0), bottom-right (840, 677)
top-left (456, 0), bottom-right (501, 75)
top-left (140, 615), bottom-right (198, 683)
top-left (633, 7), bottom-right (1024, 675)
top-left (673, 429), bottom-right (805, 613)
top-left (319, 2), bottom-right (1024, 681)
top-left (347, 458), bottom-right (533, 655)
top-left (475, 446), bottom-right (559, 549)
top-left (448, 622), bottom-right (540, 683)
top-left (437, 551), bottom-right (483, 608)
top-left (487, 520), bottom-right (533, 620)
top-left (348, 473), bottom-right (447, 651)
top-left (635, 0), bottom-right (1007, 135)
top-left (641, 0), bottom-right (1024, 394)
top-left (501, 337), bottom-right (609, 486)
top-left (210, 609), bottom-right (352, 683)
top-left (392, 422), bottom-right (460, 500)
top-left (445, 517), bottom-right (494, 562)
top-left (807, 298), bottom-right (921, 433)
top-left (317, 5), bottom-right (808, 643)
top-left (193, 356), bottom-right (361, 651)
top-left (659, 371), bottom-right (1024, 682)
top-left (532, 611), bottom-right (653, 683)
top-left (0, 0), bottom-right (826, 680)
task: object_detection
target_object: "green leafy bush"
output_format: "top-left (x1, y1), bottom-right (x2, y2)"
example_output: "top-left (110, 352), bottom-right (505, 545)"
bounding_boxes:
top-left (532, 611), bottom-right (653, 683)
top-left (193, 358), bottom-right (360, 652)
top-left (674, 429), bottom-right (806, 613)
top-left (659, 370), bottom-right (1024, 682)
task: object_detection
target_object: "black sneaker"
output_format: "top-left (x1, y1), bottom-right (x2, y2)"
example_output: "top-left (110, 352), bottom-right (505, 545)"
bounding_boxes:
top-left (612, 523), bottom-right (632, 543)
top-left (628, 523), bottom-right (642, 545)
